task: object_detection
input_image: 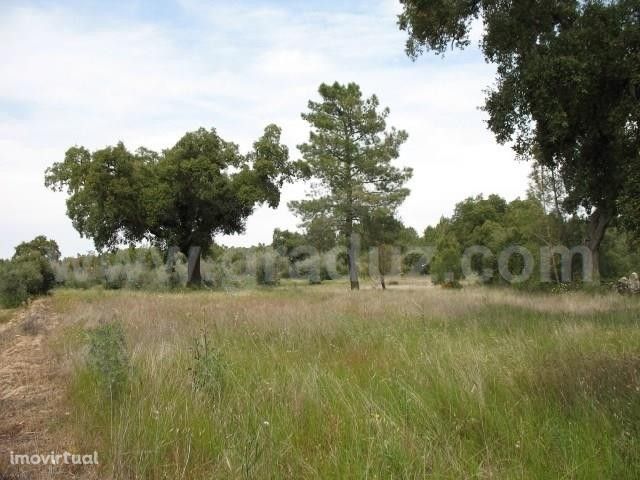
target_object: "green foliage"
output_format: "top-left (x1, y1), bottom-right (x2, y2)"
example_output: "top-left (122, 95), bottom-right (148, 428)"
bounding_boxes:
top-left (600, 227), bottom-right (640, 281)
top-left (45, 125), bottom-right (294, 285)
top-left (272, 228), bottom-right (309, 263)
top-left (430, 235), bottom-right (462, 286)
top-left (190, 332), bottom-right (226, 402)
top-left (305, 217), bottom-right (338, 252)
top-left (86, 322), bottom-right (130, 398)
top-left (0, 236), bottom-right (58, 307)
top-left (14, 235), bottom-right (61, 262)
top-left (425, 187), bottom-right (639, 287)
top-left (290, 82), bottom-right (412, 289)
top-left (360, 209), bottom-right (405, 286)
top-left (0, 258), bottom-right (40, 307)
top-left (293, 255), bottom-right (323, 284)
top-left (255, 250), bottom-right (279, 286)
top-left (399, 0), bottom-right (640, 276)
top-left (426, 194), bottom-right (552, 285)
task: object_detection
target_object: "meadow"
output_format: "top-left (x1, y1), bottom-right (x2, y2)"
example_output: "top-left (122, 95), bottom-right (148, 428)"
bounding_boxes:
top-left (46, 283), bottom-right (640, 479)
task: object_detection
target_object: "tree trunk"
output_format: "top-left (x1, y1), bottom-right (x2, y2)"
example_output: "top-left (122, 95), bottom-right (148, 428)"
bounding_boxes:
top-left (187, 246), bottom-right (202, 287)
top-left (585, 208), bottom-right (612, 284)
top-left (347, 232), bottom-right (360, 290)
top-left (379, 245), bottom-right (386, 290)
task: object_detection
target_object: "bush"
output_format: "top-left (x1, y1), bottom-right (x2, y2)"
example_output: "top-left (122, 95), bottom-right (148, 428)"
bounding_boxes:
top-left (294, 256), bottom-right (322, 284)
top-left (256, 252), bottom-right (279, 286)
top-left (86, 322), bottom-right (130, 398)
top-left (104, 264), bottom-right (128, 289)
top-left (430, 237), bottom-right (462, 285)
top-left (0, 252), bottom-right (56, 307)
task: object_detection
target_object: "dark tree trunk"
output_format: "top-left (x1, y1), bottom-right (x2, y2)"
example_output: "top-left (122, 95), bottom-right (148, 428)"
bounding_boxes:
top-left (585, 208), bottom-right (612, 283)
top-left (347, 232), bottom-right (360, 290)
top-left (379, 245), bottom-right (386, 290)
top-left (187, 246), bottom-right (202, 286)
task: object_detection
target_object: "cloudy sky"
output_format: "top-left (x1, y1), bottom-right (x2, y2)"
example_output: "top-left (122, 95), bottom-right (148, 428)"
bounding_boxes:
top-left (0, 0), bottom-right (530, 259)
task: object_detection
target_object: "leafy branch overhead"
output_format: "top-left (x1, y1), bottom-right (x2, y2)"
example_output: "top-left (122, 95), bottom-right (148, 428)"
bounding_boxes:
top-left (398, 0), bottom-right (640, 280)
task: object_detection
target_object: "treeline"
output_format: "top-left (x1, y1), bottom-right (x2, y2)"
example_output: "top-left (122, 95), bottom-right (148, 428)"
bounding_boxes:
top-left (43, 82), bottom-right (411, 291)
top-left (425, 195), bottom-right (639, 288)
top-left (3, 183), bottom-right (637, 307)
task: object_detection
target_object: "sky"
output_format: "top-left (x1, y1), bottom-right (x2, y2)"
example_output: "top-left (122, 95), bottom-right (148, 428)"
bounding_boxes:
top-left (0, 0), bottom-right (531, 259)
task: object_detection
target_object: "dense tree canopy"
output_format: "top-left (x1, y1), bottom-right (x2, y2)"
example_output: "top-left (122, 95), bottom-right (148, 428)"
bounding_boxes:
top-left (399, 0), bottom-right (640, 280)
top-left (0, 236), bottom-right (59, 307)
top-left (290, 82), bottom-right (412, 290)
top-left (14, 235), bottom-right (61, 262)
top-left (45, 125), bottom-right (293, 285)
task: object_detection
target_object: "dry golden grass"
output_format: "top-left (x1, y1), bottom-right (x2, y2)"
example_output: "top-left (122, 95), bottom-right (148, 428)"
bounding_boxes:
top-left (23, 285), bottom-right (640, 478)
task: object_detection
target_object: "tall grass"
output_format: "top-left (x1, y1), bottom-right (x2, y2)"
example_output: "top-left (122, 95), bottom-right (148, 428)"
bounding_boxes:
top-left (53, 286), bottom-right (640, 479)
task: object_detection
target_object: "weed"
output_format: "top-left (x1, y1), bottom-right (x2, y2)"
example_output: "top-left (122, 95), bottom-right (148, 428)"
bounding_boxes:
top-left (189, 331), bottom-right (226, 402)
top-left (86, 321), bottom-right (130, 398)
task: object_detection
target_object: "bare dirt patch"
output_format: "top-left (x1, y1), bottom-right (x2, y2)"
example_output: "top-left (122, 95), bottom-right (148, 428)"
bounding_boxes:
top-left (0, 300), bottom-right (90, 479)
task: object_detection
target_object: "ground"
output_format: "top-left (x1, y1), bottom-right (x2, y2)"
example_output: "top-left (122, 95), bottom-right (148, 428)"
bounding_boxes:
top-left (1, 281), bottom-right (639, 479)
top-left (0, 300), bottom-right (87, 479)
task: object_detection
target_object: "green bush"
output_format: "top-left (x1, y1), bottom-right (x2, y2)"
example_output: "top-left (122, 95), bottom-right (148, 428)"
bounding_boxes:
top-left (256, 252), bottom-right (279, 286)
top-left (294, 256), bottom-right (322, 284)
top-left (430, 237), bottom-right (462, 285)
top-left (86, 322), bottom-right (130, 398)
top-left (0, 252), bottom-right (56, 307)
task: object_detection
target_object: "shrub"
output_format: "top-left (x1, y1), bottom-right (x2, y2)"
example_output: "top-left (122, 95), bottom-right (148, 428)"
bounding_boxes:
top-left (430, 237), bottom-right (462, 285)
top-left (201, 259), bottom-right (230, 289)
top-left (294, 256), bottom-right (322, 284)
top-left (104, 264), bottom-right (128, 289)
top-left (256, 252), bottom-right (279, 286)
top-left (86, 322), bottom-right (130, 398)
top-left (0, 252), bottom-right (56, 307)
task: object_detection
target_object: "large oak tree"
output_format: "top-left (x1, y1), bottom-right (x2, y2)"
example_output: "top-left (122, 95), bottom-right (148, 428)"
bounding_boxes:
top-left (399, 0), bottom-right (640, 280)
top-left (45, 125), bottom-right (292, 285)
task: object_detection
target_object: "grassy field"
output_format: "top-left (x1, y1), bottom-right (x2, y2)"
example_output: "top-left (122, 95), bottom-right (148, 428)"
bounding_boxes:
top-left (48, 284), bottom-right (640, 479)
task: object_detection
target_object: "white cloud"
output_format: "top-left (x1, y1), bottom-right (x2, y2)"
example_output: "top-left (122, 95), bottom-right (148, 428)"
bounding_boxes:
top-left (0, 2), bottom-right (529, 258)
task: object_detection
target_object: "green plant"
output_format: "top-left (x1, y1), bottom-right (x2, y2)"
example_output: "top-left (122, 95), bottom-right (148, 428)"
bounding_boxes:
top-left (86, 322), bottom-right (130, 398)
top-left (256, 253), bottom-right (279, 286)
top-left (190, 331), bottom-right (226, 402)
top-left (0, 252), bottom-right (55, 307)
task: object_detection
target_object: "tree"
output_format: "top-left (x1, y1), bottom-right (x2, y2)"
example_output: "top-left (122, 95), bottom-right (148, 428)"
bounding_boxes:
top-left (290, 82), bottom-right (412, 290)
top-left (272, 228), bottom-right (308, 264)
top-left (46, 125), bottom-right (292, 286)
top-left (360, 209), bottom-right (404, 289)
top-left (398, 0), bottom-right (640, 281)
top-left (425, 194), bottom-right (551, 285)
top-left (0, 236), bottom-right (59, 307)
top-left (528, 162), bottom-right (566, 218)
top-left (14, 235), bottom-right (61, 262)
top-left (305, 217), bottom-right (338, 253)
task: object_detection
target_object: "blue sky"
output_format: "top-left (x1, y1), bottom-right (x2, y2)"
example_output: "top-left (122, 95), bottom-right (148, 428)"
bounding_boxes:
top-left (0, 0), bottom-right (530, 258)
